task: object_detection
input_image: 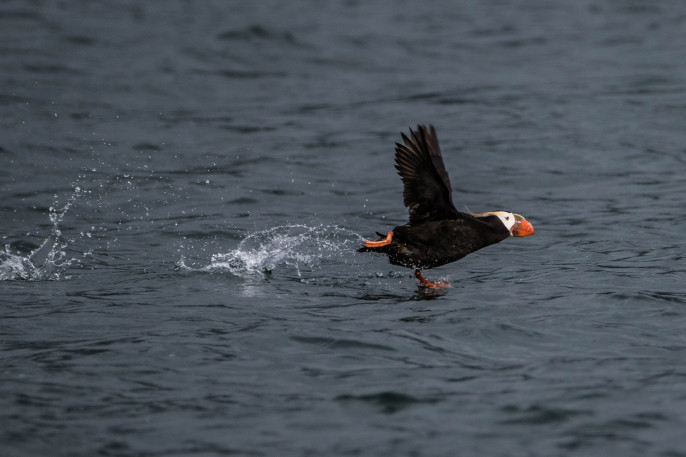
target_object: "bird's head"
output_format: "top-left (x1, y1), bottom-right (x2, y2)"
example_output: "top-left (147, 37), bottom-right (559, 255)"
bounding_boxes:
top-left (470, 210), bottom-right (534, 237)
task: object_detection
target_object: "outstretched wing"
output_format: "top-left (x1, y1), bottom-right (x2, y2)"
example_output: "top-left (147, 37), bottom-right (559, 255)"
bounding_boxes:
top-left (394, 125), bottom-right (461, 224)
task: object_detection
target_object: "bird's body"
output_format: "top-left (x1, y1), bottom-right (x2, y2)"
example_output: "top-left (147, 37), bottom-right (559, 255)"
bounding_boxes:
top-left (361, 215), bottom-right (511, 269)
top-left (360, 125), bottom-right (534, 288)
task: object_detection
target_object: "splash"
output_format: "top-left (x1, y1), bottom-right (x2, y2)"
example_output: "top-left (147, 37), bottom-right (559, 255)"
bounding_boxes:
top-left (0, 188), bottom-right (82, 281)
top-left (176, 224), bottom-right (363, 277)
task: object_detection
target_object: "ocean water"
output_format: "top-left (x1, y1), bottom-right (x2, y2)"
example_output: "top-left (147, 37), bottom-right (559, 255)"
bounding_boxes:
top-left (2, 1), bottom-right (686, 456)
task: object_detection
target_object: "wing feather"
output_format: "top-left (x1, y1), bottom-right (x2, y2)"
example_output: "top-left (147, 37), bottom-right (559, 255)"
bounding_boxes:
top-left (393, 125), bottom-right (461, 224)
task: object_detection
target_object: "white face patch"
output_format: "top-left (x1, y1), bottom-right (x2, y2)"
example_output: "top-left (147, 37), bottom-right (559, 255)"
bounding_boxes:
top-left (492, 211), bottom-right (516, 235)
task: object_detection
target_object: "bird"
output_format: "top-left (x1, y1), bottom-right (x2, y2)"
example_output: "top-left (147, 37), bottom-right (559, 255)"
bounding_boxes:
top-left (359, 125), bottom-right (534, 289)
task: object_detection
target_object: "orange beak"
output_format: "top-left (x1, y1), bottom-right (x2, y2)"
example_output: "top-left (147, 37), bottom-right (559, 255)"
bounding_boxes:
top-left (512, 215), bottom-right (534, 237)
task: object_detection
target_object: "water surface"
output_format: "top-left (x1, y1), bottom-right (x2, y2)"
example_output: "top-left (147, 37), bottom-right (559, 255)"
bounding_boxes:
top-left (2, 1), bottom-right (686, 456)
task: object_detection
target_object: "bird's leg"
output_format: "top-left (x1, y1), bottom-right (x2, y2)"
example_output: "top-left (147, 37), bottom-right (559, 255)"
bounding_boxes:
top-left (414, 269), bottom-right (451, 289)
top-left (363, 231), bottom-right (394, 248)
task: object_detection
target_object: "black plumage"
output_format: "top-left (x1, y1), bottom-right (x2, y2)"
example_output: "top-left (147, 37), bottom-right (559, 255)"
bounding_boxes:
top-left (394, 125), bottom-right (459, 224)
top-left (359, 125), bottom-right (533, 288)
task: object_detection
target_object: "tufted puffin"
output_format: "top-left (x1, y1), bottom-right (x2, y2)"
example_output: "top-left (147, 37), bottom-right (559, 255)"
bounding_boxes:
top-left (359, 125), bottom-right (534, 289)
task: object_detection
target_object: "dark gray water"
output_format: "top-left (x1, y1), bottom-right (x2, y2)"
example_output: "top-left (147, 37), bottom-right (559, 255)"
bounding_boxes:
top-left (2, 1), bottom-right (686, 456)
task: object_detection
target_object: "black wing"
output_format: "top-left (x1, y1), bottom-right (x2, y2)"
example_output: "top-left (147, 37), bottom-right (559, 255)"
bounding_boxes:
top-left (394, 125), bottom-right (461, 224)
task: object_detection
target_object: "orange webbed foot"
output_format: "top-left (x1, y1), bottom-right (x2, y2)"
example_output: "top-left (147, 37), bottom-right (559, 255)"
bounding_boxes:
top-left (363, 231), bottom-right (394, 248)
top-left (414, 269), bottom-right (452, 289)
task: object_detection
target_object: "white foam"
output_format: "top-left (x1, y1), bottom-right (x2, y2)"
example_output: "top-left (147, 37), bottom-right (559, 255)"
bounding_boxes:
top-left (177, 224), bottom-right (363, 277)
top-left (0, 188), bottom-right (81, 281)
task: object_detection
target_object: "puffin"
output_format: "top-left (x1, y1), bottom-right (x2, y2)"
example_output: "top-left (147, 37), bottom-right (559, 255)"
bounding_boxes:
top-left (359, 125), bottom-right (534, 289)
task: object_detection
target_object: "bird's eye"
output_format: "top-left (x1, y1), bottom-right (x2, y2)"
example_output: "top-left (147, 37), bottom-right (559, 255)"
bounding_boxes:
top-left (505, 216), bottom-right (510, 221)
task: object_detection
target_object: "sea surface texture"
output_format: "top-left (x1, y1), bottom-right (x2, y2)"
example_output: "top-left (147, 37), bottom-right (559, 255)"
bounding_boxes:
top-left (2, 1), bottom-right (686, 456)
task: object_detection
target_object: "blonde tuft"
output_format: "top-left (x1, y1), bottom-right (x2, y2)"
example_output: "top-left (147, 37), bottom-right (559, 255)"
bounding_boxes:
top-left (465, 206), bottom-right (502, 218)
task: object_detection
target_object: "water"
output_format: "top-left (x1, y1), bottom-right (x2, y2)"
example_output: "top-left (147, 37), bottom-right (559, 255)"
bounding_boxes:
top-left (2, 1), bottom-right (686, 455)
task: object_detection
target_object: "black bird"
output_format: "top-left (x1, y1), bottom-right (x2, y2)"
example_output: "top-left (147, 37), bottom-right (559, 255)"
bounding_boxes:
top-left (359, 125), bottom-right (534, 289)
